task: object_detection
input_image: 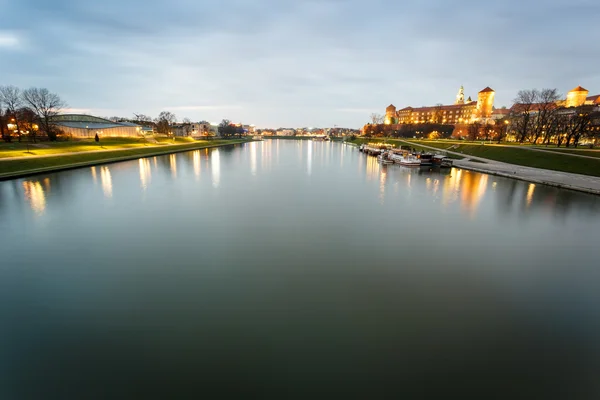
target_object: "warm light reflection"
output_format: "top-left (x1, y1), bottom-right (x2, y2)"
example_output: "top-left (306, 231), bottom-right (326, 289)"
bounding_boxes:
top-left (193, 150), bottom-right (201, 181)
top-left (379, 166), bottom-right (387, 202)
top-left (307, 141), bottom-right (312, 176)
top-left (139, 158), bottom-right (151, 190)
top-left (100, 166), bottom-right (113, 198)
top-left (250, 142), bottom-right (257, 176)
top-left (365, 155), bottom-right (380, 181)
top-left (43, 178), bottom-right (51, 193)
top-left (22, 181), bottom-right (46, 215)
top-left (526, 183), bottom-right (536, 207)
top-left (170, 154), bottom-right (177, 178)
top-left (91, 166), bottom-right (97, 183)
top-left (459, 171), bottom-right (488, 217)
top-left (153, 157), bottom-right (158, 168)
top-left (211, 149), bottom-right (221, 188)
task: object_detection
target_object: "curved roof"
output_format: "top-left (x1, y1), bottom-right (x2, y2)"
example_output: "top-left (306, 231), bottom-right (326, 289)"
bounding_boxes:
top-left (479, 87), bottom-right (495, 93)
top-left (51, 114), bottom-right (141, 130)
top-left (53, 114), bottom-right (117, 124)
top-left (570, 86), bottom-right (588, 92)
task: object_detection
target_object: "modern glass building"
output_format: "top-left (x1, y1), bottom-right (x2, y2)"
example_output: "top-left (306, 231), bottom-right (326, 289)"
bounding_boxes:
top-left (52, 114), bottom-right (143, 138)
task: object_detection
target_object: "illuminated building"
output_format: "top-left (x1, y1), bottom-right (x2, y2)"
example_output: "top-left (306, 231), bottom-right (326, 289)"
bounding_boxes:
top-left (52, 114), bottom-right (142, 138)
top-left (388, 86), bottom-right (496, 126)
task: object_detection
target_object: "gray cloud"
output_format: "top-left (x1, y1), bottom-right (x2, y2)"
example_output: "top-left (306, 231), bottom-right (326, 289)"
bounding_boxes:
top-left (0, 0), bottom-right (599, 127)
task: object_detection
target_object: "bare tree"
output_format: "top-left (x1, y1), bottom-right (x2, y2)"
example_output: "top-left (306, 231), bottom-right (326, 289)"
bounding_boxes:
top-left (494, 118), bottom-right (510, 143)
top-left (155, 111), bottom-right (176, 135)
top-left (369, 113), bottom-right (384, 125)
top-left (18, 107), bottom-right (39, 143)
top-left (432, 104), bottom-right (444, 124)
top-left (0, 103), bottom-right (9, 142)
top-left (22, 87), bottom-right (67, 141)
top-left (182, 117), bottom-right (192, 136)
top-left (544, 110), bottom-right (567, 146)
top-left (133, 113), bottom-right (153, 124)
top-left (512, 89), bottom-right (539, 143)
top-left (0, 85), bottom-right (24, 142)
top-left (467, 121), bottom-right (482, 141)
top-left (532, 88), bottom-right (560, 144)
top-left (564, 105), bottom-right (596, 147)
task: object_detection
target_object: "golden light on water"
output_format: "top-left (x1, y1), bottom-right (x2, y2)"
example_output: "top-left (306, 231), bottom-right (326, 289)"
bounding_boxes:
top-left (170, 154), bottom-right (177, 178)
top-left (365, 155), bottom-right (379, 181)
top-left (139, 158), bottom-right (151, 190)
top-left (250, 142), bottom-right (257, 176)
top-left (193, 150), bottom-right (201, 180)
top-left (100, 166), bottom-right (113, 198)
top-left (211, 149), bottom-right (221, 188)
top-left (379, 166), bottom-right (387, 202)
top-left (307, 140), bottom-right (312, 176)
top-left (526, 183), bottom-right (536, 207)
top-left (91, 166), bottom-right (97, 183)
top-left (22, 181), bottom-right (46, 215)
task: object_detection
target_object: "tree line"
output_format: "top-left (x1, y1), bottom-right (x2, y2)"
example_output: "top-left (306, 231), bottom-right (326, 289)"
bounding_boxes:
top-left (0, 85), bottom-right (66, 142)
top-left (509, 88), bottom-right (599, 147)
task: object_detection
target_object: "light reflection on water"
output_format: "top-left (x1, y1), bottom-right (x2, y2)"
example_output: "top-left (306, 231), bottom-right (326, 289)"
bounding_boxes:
top-left (193, 150), bottom-right (201, 181)
top-left (22, 180), bottom-right (46, 215)
top-left (211, 148), bottom-right (220, 188)
top-left (2, 141), bottom-right (600, 398)
top-left (100, 166), bottom-right (112, 198)
top-left (139, 158), bottom-right (152, 190)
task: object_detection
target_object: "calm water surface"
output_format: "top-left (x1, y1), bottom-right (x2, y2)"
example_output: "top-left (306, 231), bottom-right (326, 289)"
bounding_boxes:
top-left (1, 140), bottom-right (600, 398)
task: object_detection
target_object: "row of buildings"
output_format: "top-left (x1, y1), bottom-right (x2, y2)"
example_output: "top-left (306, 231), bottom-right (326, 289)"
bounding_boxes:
top-left (38, 115), bottom-right (255, 139)
top-left (384, 85), bottom-right (600, 127)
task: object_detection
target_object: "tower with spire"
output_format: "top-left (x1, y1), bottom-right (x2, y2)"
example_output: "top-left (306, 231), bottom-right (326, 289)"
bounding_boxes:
top-left (455, 85), bottom-right (465, 105)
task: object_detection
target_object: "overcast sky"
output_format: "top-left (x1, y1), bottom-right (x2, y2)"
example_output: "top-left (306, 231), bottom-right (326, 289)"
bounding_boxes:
top-left (1, 0), bottom-right (599, 128)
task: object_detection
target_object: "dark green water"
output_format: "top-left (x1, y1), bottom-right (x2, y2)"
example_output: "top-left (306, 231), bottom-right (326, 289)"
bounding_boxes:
top-left (1, 140), bottom-right (600, 398)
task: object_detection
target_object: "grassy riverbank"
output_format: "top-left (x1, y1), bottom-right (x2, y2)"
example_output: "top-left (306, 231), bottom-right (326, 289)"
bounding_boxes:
top-left (346, 137), bottom-right (600, 176)
top-left (404, 140), bottom-right (600, 177)
top-left (0, 138), bottom-right (251, 179)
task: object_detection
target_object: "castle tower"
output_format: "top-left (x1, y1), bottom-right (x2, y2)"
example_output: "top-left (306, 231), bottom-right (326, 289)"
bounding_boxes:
top-left (476, 87), bottom-right (495, 120)
top-left (455, 86), bottom-right (465, 105)
top-left (565, 86), bottom-right (589, 108)
top-left (385, 104), bottom-right (397, 125)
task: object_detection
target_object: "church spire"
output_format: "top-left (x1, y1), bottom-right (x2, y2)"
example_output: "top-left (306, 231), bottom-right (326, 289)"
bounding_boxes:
top-left (455, 85), bottom-right (465, 105)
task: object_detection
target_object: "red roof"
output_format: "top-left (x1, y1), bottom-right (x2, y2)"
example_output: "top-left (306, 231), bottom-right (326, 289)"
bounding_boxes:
top-left (479, 87), bottom-right (495, 93)
top-left (386, 104), bottom-right (396, 110)
top-left (493, 109), bottom-right (510, 115)
top-left (587, 94), bottom-right (600, 104)
top-left (570, 86), bottom-right (588, 92)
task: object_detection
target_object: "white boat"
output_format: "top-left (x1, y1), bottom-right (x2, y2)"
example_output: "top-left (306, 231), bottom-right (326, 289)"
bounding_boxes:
top-left (390, 153), bottom-right (421, 166)
top-left (377, 152), bottom-right (394, 164)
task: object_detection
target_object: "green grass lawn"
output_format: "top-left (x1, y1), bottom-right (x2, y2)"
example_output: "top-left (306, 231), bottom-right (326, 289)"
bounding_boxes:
top-left (0, 139), bottom-right (249, 176)
top-left (0, 137), bottom-right (154, 158)
top-left (408, 140), bottom-right (600, 177)
top-left (531, 147), bottom-right (600, 159)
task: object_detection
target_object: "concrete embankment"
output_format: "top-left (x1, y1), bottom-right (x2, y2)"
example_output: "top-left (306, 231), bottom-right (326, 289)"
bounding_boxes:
top-left (393, 140), bottom-right (600, 196)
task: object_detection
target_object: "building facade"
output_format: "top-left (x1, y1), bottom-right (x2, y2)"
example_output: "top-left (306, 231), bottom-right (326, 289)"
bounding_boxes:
top-left (385, 86), bottom-right (496, 126)
top-left (52, 114), bottom-right (142, 138)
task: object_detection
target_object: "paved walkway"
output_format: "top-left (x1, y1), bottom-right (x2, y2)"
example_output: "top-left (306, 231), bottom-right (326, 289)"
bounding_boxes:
top-left (398, 140), bottom-right (600, 195)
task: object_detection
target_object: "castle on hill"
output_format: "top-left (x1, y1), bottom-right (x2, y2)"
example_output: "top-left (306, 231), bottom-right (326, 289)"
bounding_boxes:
top-left (384, 86), bottom-right (496, 126)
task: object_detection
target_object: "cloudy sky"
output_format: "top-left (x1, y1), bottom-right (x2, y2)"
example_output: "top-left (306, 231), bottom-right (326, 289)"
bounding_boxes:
top-left (1, 0), bottom-right (599, 128)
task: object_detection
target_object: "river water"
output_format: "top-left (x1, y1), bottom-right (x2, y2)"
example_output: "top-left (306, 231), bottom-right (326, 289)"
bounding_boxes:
top-left (1, 140), bottom-right (599, 398)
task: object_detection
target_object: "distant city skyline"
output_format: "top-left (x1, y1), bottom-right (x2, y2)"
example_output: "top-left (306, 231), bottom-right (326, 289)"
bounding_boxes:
top-left (1, 0), bottom-right (599, 128)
